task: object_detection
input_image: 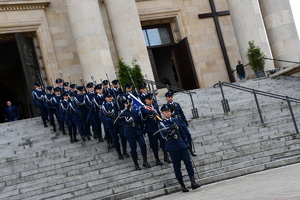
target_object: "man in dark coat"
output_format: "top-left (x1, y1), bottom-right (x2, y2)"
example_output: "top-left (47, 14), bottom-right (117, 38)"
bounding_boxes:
top-left (4, 101), bottom-right (19, 122)
top-left (159, 104), bottom-right (200, 192)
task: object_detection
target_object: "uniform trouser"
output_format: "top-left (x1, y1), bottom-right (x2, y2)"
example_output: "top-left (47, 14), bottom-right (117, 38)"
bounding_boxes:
top-left (90, 112), bottom-right (102, 138)
top-left (54, 110), bottom-right (62, 129)
top-left (127, 134), bottom-right (147, 162)
top-left (80, 114), bottom-right (89, 137)
top-left (46, 108), bottom-right (55, 125)
top-left (169, 149), bottom-right (194, 181)
top-left (67, 119), bottom-right (77, 138)
top-left (182, 126), bottom-right (192, 147)
top-left (147, 132), bottom-right (166, 158)
top-left (37, 105), bottom-right (48, 124)
top-left (108, 125), bottom-right (127, 151)
top-left (100, 117), bottom-right (111, 141)
top-left (73, 117), bottom-right (86, 138)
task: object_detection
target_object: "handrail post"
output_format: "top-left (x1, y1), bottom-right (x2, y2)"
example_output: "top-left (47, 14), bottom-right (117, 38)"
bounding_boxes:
top-left (286, 96), bottom-right (299, 134)
top-left (219, 81), bottom-right (230, 113)
top-left (253, 89), bottom-right (264, 124)
top-left (189, 93), bottom-right (199, 119)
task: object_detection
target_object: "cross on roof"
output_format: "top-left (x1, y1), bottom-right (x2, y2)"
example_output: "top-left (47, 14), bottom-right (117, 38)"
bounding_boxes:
top-left (198, 0), bottom-right (235, 82)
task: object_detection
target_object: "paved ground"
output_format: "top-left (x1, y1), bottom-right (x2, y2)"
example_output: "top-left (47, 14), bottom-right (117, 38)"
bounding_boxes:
top-left (154, 163), bottom-right (300, 200)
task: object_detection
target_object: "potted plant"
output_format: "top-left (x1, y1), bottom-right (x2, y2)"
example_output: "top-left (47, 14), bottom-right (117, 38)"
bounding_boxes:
top-left (246, 41), bottom-right (266, 78)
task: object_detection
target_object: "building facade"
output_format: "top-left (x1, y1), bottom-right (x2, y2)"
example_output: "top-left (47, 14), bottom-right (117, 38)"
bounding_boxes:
top-left (0, 0), bottom-right (299, 121)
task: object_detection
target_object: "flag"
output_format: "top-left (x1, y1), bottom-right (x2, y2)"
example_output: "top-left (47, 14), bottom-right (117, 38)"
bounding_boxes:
top-left (129, 93), bottom-right (144, 110)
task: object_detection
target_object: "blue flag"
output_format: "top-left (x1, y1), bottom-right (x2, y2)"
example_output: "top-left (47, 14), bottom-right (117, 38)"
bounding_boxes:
top-left (129, 93), bottom-right (144, 110)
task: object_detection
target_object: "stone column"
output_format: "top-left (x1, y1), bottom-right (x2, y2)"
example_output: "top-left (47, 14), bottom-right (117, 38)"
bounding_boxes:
top-left (227, 0), bottom-right (274, 77)
top-left (259, 0), bottom-right (300, 68)
top-left (65, 0), bottom-right (115, 83)
top-left (104, 0), bottom-right (154, 81)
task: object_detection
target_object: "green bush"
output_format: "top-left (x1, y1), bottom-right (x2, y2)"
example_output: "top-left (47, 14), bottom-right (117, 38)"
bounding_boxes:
top-left (246, 41), bottom-right (266, 72)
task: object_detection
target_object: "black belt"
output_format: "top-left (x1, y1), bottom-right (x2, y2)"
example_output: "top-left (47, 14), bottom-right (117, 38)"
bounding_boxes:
top-left (167, 134), bottom-right (181, 140)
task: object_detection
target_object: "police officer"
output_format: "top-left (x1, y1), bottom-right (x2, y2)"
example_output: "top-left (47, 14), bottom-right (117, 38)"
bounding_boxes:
top-left (159, 104), bottom-right (200, 192)
top-left (124, 83), bottom-right (138, 97)
top-left (141, 94), bottom-right (171, 165)
top-left (120, 98), bottom-right (151, 170)
top-left (89, 84), bottom-right (104, 142)
top-left (138, 83), bottom-right (148, 104)
top-left (73, 86), bottom-right (92, 140)
top-left (69, 87), bottom-right (88, 141)
top-left (165, 91), bottom-right (196, 156)
top-left (86, 82), bottom-right (95, 138)
top-left (63, 82), bottom-right (70, 94)
top-left (52, 87), bottom-right (64, 134)
top-left (55, 78), bottom-right (64, 93)
top-left (102, 80), bottom-right (111, 96)
top-left (44, 86), bottom-right (56, 131)
top-left (111, 79), bottom-right (123, 110)
top-left (32, 82), bottom-right (48, 127)
top-left (70, 84), bottom-right (77, 94)
top-left (60, 92), bottom-right (79, 143)
top-left (102, 92), bottom-right (129, 159)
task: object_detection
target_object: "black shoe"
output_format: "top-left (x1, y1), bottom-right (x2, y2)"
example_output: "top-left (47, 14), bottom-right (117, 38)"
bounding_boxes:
top-left (142, 157), bottom-right (151, 168)
top-left (189, 146), bottom-right (197, 157)
top-left (87, 136), bottom-right (91, 141)
top-left (123, 151), bottom-right (130, 158)
top-left (98, 138), bottom-right (104, 142)
top-left (117, 149), bottom-right (124, 159)
top-left (70, 138), bottom-right (74, 143)
top-left (108, 143), bottom-right (113, 149)
top-left (163, 151), bottom-right (172, 163)
top-left (62, 130), bottom-right (66, 135)
top-left (94, 135), bottom-right (98, 139)
top-left (82, 137), bottom-right (87, 142)
top-left (135, 165), bottom-right (141, 170)
top-left (44, 123), bottom-right (48, 128)
top-left (156, 159), bottom-right (163, 166)
top-left (74, 139), bottom-right (79, 142)
top-left (189, 175), bottom-right (201, 190)
top-left (53, 126), bottom-right (57, 132)
top-left (179, 180), bottom-right (189, 192)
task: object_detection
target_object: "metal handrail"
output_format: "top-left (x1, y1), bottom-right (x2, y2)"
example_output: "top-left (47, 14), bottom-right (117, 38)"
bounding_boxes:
top-left (140, 78), bottom-right (199, 119)
top-left (214, 81), bottom-right (300, 134)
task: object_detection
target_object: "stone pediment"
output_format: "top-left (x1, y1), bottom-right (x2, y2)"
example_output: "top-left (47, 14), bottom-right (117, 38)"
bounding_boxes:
top-left (0, 1), bottom-right (50, 12)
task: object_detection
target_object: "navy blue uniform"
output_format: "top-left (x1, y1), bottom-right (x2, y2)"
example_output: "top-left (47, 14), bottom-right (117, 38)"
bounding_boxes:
top-left (86, 91), bottom-right (96, 136)
top-left (88, 93), bottom-right (105, 141)
top-left (141, 104), bottom-right (166, 160)
top-left (167, 102), bottom-right (192, 147)
top-left (102, 101), bottom-right (127, 156)
top-left (32, 88), bottom-right (48, 125)
top-left (60, 99), bottom-right (77, 140)
top-left (44, 92), bottom-right (56, 128)
top-left (69, 99), bottom-right (86, 140)
top-left (52, 94), bottom-right (63, 131)
top-left (159, 118), bottom-right (194, 181)
top-left (73, 93), bottom-right (91, 138)
top-left (120, 108), bottom-right (147, 163)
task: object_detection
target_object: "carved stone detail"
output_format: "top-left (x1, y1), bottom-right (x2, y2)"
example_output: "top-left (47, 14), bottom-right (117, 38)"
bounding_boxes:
top-left (0, 1), bottom-right (50, 12)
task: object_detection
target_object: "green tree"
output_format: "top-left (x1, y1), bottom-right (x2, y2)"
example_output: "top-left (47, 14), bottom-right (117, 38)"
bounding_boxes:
top-left (246, 41), bottom-right (266, 72)
top-left (117, 57), bottom-right (144, 91)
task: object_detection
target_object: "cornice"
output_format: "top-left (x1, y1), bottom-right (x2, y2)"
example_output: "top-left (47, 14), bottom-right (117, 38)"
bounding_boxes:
top-left (0, 1), bottom-right (50, 12)
top-left (135, 0), bottom-right (153, 2)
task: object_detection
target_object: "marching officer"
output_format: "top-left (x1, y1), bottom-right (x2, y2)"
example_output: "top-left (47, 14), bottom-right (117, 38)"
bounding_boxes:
top-left (102, 92), bottom-right (129, 159)
top-left (69, 87), bottom-right (88, 141)
top-left (111, 79), bottom-right (123, 110)
top-left (141, 93), bottom-right (171, 165)
top-left (120, 98), bottom-right (151, 170)
top-left (70, 84), bottom-right (77, 95)
top-left (55, 78), bottom-right (64, 93)
top-left (124, 83), bottom-right (138, 97)
top-left (138, 83), bottom-right (148, 104)
top-left (159, 104), bottom-right (200, 192)
top-left (89, 84), bottom-right (104, 142)
top-left (73, 86), bottom-right (92, 140)
top-left (44, 86), bottom-right (56, 131)
top-left (32, 81), bottom-right (48, 127)
top-left (86, 82), bottom-right (95, 138)
top-left (165, 91), bottom-right (196, 156)
top-left (60, 92), bottom-right (78, 143)
top-left (52, 87), bottom-right (64, 134)
top-left (63, 82), bottom-right (70, 94)
top-left (102, 80), bottom-right (111, 96)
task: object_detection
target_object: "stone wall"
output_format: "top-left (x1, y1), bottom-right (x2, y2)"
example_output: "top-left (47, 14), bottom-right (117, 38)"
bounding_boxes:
top-left (136, 0), bottom-right (241, 87)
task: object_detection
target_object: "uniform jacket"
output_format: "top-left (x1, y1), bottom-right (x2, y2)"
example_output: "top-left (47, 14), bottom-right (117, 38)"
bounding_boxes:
top-left (120, 108), bottom-right (143, 137)
top-left (141, 104), bottom-right (160, 133)
top-left (167, 102), bottom-right (188, 126)
top-left (32, 88), bottom-right (45, 107)
top-left (101, 101), bottom-right (121, 129)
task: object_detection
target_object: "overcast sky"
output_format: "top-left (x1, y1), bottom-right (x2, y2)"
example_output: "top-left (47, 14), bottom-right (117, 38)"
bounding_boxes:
top-left (290, 0), bottom-right (300, 39)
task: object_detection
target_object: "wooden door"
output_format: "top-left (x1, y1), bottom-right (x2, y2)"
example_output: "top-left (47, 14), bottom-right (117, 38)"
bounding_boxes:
top-left (172, 37), bottom-right (199, 90)
top-left (15, 33), bottom-right (42, 117)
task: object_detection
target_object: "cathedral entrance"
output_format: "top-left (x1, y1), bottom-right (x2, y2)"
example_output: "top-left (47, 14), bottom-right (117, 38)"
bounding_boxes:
top-left (143, 24), bottom-right (199, 90)
top-left (0, 32), bottom-right (42, 123)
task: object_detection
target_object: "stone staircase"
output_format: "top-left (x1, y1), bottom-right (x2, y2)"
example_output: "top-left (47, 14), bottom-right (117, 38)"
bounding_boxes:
top-left (1, 76), bottom-right (300, 200)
